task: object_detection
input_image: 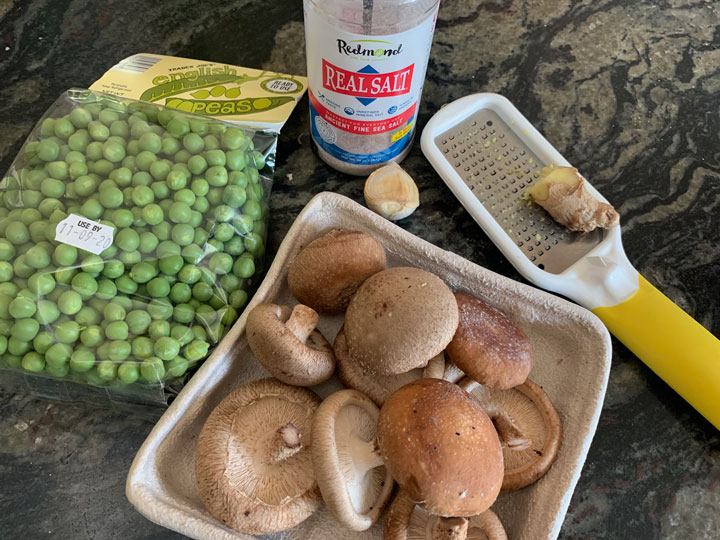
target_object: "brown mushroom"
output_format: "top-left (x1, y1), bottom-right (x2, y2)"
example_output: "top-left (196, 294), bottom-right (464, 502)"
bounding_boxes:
top-left (311, 389), bottom-right (395, 531)
top-left (459, 377), bottom-right (562, 491)
top-left (384, 490), bottom-right (508, 540)
top-left (334, 325), bottom-right (445, 406)
top-left (345, 267), bottom-right (459, 375)
top-left (195, 378), bottom-right (322, 534)
top-left (246, 303), bottom-right (336, 386)
top-left (446, 292), bottom-right (534, 389)
top-left (377, 378), bottom-right (504, 517)
top-left (288, 229), bottom-right (387, 313)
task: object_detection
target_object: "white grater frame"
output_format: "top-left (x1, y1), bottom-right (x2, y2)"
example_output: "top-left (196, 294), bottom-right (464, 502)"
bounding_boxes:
top-left (421, 93), bottom-right (639, 310)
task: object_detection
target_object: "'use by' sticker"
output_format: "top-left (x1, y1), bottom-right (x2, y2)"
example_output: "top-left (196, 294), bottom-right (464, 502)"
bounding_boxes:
top-left (55, 214), bottom-right (114, 255)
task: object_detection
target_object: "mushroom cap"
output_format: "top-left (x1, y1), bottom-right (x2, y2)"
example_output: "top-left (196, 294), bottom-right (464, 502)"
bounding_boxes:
top-left (345, 267), bottom-right (459, 375)
top-left (446, 292), bottom-right (534, 389)
top-left (384, 490), bottom-right (508, 540)
top-left (246, 303), bottom-right (336, 386)
top-left (311, 389), bottom-right (394, 531)
top-left (195, 378), bottom-right (322, 534)
top-left (459, 377), bottom-right (562, 491)
top-left (377, 378), bottom-right (504, 517)
top-left (334, 325), bottom-right (446, 406)
top-left (287, 229), bottom-right (387, 314)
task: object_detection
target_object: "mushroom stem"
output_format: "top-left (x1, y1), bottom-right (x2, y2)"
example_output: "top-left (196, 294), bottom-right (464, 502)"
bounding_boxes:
top-left (285, 304), bottom-right (320, 344)
top-left (491, 413), bottom-right (530, 450)
top-left (427, 516), bottom-right (469, 540)
top-left (269, 423), bottom-right (303, 463)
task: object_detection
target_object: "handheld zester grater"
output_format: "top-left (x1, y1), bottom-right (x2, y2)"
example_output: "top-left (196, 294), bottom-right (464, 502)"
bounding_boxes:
top-left (421, 93), bottom-right (720, 430)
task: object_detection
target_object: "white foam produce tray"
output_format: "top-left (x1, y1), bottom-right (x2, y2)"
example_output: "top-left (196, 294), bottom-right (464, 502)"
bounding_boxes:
top-left (126, 192), bottom-right (612, 540)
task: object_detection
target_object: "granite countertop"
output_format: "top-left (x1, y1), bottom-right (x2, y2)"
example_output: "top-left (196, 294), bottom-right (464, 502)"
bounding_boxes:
top-left (1, 0), bottom-right (719, 538)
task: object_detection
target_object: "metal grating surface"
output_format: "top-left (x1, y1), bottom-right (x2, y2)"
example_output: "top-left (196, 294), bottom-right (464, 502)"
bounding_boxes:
top-left (434, 109), bottom-right (603, 274)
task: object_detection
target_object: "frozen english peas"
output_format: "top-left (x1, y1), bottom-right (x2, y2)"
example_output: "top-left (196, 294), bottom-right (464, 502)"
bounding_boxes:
top-left (0, 94), bottom-right (270, 387)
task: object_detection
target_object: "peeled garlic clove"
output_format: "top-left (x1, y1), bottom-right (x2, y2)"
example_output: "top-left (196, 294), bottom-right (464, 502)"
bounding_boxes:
top-left (364, 162), bottom-right (419, 221)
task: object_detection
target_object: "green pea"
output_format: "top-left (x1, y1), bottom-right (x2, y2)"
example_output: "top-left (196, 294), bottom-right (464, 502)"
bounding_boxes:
top-left (148, 298), bottom-right (173, 320)
top-left (139, 231), bottom-right (159, 254)
top-left (55, 320), bottom-right (80, 343)
top-left (165, 357), bottom-right (189, 378)
top-left (228, 170), bottom-right (248, 187)
top-left (13, 256), bottom-right (35, 279)
top-left (141, 357), bottom-right (165, 382)
top-left (132, 171), bottom-right (152, 187)
top-left (6, 221), bottom-right (29, 244)
top-left (171, 224), bottom-right (194, 246)
top-left (209, 252), bottom-right (233, 275)
top-left (54, 266), bottom-right (77, 285)
top-left (213, 222), bottom-right (235, 242)
top-left (156, 241), bottom-right (181, 257)
top-left (101, 259), bottom-right (124, 279)
top-left (178, 264), bottom-right (201, 284)
top-left (233, 256), bottom-right (255, 278)
top-left (53, 117), bottom-right (75, 139)
top-left (88, 120), bottom-right (110, 141)
top-left (131, 185), bottom-right (155, 206)
top-left (168, 202), bottom-right (192, 224)
top-left (0, 239), bottom-right (15, 261)
top-left (147, 277), bottom-right (170, 298)
top-left (8, 336), bottom-right (31, 356)
top-left (46, 362), bottom-right (70, 378)
top-left (138, 131), bottom-right (162, 154)
top-left (70, 349), bottom-right (95, 372)
top-left (68, 130), bottom-right (90, 152)
top-left (173, 149), bottom-right (191, 164)
top-left (35, 300), bottom-right (60, 324)
top-left (173, 303), bottom-right (195, 324)
top-left (169, 282), bottom-right (192, 304)
top-left (99, 186), bottom-right (124, 208)
top-left (68, 161), bottom-right (88, 179)
top-left (244, 232), bottom-right (264, 257)
top-left (221, 127), bottom-right (246, 150)
top-left (71, 272), bottom-right (98, 297)
top-left (105, 321), bottom-right (129, 340)
top-left (229, 289), bottom-right (248, 309)
top-left (97, 360), bottom-right (117, 380)
top-left (225, 149), bottom-right (246, 171)
top-left (108, 340), bottom-right (131, 362)
top-left (22, 351), bottom-right (45, 372)
top-left (252, 150), bottom-right (266, 169)
top-left (206, 165), bottom-right (228, 186)
top-left (182, 244), bottom-right (204, 264)
top-left (102, 140), bottom-right (126, 163)
top-left (220, 274), bottom-right (240, 293)
top-left (80, 254), bottom-right (104, 274)
top-left (161, 136), bottom-right (180, 155)
top-left (33, 332), bottom-right (54, 354)
top-left (28, 272), bottom-right (55, 295)
top-left (80, 198), bottom-right (103, 219)
top-left (37, 139), bottom-right (60, 161)
top-left (167, 118), bottom-right (190, 138)
top-left (154, 336), bottom-right (180, 361)
top-left (192, 282), bottom-right (213, 302)
top-left (129, 261), bottom-right (156, 283)
top-left (75, 306), bottom-right (101, 326)
top-left (135, 150), bottom-right (158, 171)
top-left (58, 290), bottom-right (82, 315)
top-left (69, 107), bottom-right (92, 128)
top-left (45, 343), bottom-right (72, 369)
top-left (132, 336), bottom-right (154, 359)
top-left (183, 133), bottom-right (205, 154)
top-left (165, 169), bottom-right (187, 190)
top-left (223, 185), bottom-right (246, 208)
top-left (11, 318), bottom-right (40, 341)
top-left (150, 160), bottom-right (171, 181)
top-left (98, 108), bottom-right (119, 126)
top-left (148, 320), bottom-right (171, 339)
top-left (188, 155), bottom-right (207, 176)
top-left (116, 228), bottom-right (140, 251)
top-left (41, 177), bottom-right (66, 197)
top-left (9, 297), bottom-right (36, 318)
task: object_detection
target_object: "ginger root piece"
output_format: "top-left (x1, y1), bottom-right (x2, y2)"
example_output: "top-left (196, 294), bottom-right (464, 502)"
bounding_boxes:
top-left (526, 166), bottom-right (619, 233)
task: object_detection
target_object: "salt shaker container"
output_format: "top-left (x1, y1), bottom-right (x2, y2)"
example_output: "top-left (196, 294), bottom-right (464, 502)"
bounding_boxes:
top-left (303, 0), bottom-right (441, 175)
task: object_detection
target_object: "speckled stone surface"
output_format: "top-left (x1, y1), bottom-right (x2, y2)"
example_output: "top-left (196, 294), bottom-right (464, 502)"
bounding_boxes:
top-left (1, 1), bottom-right (719, 539)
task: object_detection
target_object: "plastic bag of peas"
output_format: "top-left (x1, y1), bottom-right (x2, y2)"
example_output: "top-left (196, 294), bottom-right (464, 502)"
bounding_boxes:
top-left (0, 89), bottom-right (270, 414)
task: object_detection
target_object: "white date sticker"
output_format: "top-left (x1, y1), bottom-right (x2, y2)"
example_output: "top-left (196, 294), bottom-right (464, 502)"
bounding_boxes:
top-left (54, 214), bottom-right (114, 255)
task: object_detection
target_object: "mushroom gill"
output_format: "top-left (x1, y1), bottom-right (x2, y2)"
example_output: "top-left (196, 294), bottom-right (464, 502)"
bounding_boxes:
top-left (459, 378), bottom-right (562, 491)
top-left (385, 490), bottom-right (508, 540)
top-left (196, 378), bottom-right (322, 534)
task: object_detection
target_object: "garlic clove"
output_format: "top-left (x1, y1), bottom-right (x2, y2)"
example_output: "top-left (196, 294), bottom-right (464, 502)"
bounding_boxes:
top-left (364, 162), bottom-right (420, 221)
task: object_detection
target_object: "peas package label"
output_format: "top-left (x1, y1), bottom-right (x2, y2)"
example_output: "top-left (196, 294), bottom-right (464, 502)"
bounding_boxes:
top-left (89, 53), bottom-right (307, 132)
top-left (0, 89), bottom-right (274, 416)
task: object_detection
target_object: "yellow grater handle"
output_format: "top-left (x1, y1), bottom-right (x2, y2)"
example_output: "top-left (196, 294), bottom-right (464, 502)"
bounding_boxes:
top-left (592, 274), bottom-right (720, 430)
